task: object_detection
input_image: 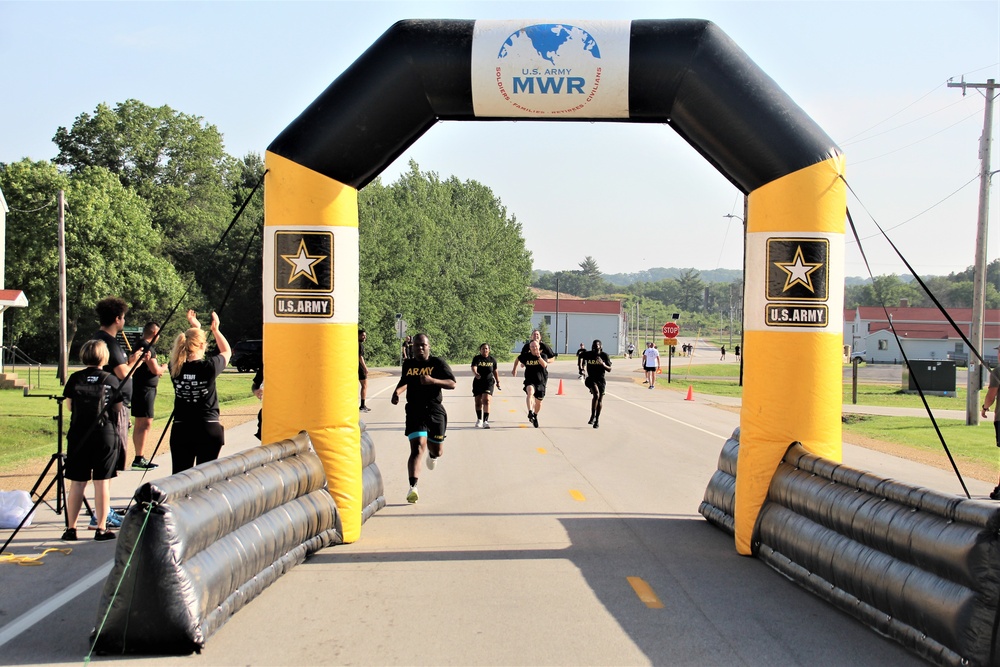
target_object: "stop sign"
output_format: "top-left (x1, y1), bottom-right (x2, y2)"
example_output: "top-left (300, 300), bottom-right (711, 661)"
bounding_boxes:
top-left (662, 322), bottom-right (680, 337)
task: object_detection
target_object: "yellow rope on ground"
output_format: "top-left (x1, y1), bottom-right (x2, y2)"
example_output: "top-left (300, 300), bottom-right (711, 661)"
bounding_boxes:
top-left (0, 547), bottom-right (72, 565)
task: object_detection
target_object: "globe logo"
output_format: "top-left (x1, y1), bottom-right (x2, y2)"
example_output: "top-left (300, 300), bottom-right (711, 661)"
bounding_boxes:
top-left (471, 19), bottom-right (627, 118)
top-left (497, 24), bottom-right (602, 63)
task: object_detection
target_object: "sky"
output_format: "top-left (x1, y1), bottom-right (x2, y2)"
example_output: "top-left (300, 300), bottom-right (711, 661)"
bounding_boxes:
top-left (1, 1), bottom-right (998, 280)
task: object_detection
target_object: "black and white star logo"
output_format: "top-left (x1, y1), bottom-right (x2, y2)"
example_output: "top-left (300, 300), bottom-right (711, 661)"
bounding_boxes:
top-left (766, 238), bottom-right (828, 301)
top-left (274, 231), bottom-right (334, 292)
top-left (281, 239), bottom-right (327, 285)
top-left (775, 246), bottom-right (822, 293)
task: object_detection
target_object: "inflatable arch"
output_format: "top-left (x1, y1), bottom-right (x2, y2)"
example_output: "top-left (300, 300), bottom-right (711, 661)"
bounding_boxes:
top-left (263, 19), bottom-right (845, 552)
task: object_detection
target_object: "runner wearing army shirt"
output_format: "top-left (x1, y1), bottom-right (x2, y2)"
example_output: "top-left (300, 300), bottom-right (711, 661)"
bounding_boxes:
top-left (471, 343), bottom-right (501, 429)
top-left (583, 339), bottom-right (613, 428)
top-left (391, 334), bottom-right (457, 504)
top-left (512, 338), bottom-right (550, 428)
top-left (519, 329), bottom-right (557, 359)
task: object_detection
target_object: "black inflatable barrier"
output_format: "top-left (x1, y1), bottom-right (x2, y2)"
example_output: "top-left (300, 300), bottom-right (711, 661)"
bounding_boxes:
top-left (360, 419), bottom-right (386, 522)
top-left (701, 436), bottom-right (1000, 666)
top-left (757, 443), bottom-right (1000, 666)
top-left (92, 432), bottom-right (346, 655)
top-left (697, 427), bottom-right (739, 535)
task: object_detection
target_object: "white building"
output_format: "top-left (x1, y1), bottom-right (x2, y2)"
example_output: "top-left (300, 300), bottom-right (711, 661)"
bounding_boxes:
top-left (845, 305), bottom-right (1000, 365)
top-left (522, 289), bottom-right (625, 356)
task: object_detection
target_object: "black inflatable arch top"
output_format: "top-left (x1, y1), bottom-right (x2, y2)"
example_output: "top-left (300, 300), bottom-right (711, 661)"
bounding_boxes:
top-left (268, 19), bottom-right (839, 193)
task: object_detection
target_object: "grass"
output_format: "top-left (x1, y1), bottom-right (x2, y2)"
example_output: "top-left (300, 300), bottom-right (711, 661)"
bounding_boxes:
top-left (0, 368), bottom-right (259, 469)
top-left (655, 372), bottom-right (999, 472)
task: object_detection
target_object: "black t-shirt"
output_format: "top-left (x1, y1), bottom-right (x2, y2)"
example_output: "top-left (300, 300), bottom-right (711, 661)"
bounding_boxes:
top-left (471, 354), bottom-right (498, 380)
top-left (93, 330), bottom-right (132, 403)
top-left (583, 350), bottom-right (612, 380)
top-left (576, 347), bottom-right (586, 369)
top-left (521, 341), bottom-right (556, 358)
top-left (171, 355), bottom-right (227, 422)
top-left (518, 350), bottom-right (551, 385)
top-left (63, 367), bottom-right (120, 443)
top-left (396, 356), bottom-right (456, 406)
top-left (133, 344), bottom-right (160, 389)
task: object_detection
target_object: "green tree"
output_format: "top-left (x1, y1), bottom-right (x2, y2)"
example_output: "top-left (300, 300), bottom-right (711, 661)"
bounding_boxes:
top-left (0, 159), bottom-right (185, 360)
top-left (52, 99), bottom-right (235, 279)
top-left (578, 256), bottom-right (602, 297)
top-left (676, 269), bottom-right (705, 312)
top-left (358, 162), bottom-right (533, 364)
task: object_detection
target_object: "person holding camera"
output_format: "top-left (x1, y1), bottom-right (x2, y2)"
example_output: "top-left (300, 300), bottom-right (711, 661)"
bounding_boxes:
top-left (61, 339), bottom-right (121, 541)
top-left (168, 310), bottom-right (232, 473)
top-left (130, 321), bottom-right (167, 471)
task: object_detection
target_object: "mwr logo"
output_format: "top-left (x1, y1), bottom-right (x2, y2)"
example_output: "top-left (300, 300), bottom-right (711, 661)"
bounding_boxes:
top-left (471, 20), bottom-right (629, 118)
top-left (766, 238), bottom-right (828, 301)
top-left (496, 24), bottom-right (600, 115)
top-left (274, 231), bottom-right (333, 293)
top-left (765, 304), bottom-right (829, 327)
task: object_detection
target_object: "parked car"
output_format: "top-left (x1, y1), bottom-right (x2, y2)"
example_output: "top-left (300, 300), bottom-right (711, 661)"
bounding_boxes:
top-left (231, 339), bottom-right (262, 373)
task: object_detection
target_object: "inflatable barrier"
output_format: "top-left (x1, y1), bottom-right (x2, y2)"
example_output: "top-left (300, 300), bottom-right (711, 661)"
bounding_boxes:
top-left (92, 432), bottom-right (359, 654)
top-left (360, 419), bottom-right (386, 523)
top-left (700, 435), bottom-right (1000, 666)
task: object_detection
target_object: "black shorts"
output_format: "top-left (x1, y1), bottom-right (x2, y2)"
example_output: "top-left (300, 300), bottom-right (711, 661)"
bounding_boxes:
top-left (404, 402), bottom-right (448, 444)
top-left (65, 426), bottom-right (119, 482)
top-left (644, 365), bottom-right (656, 372)
top-left (472, 376), bottom-right (495, 396)
top-left (585, 376), bottom-right (607, 396)
top-left (523, 380), bottom-right (546, 400)
top-left (131, 385), bottom-right (157, 419)
top-left (359, 365), bottom-right (367, 381)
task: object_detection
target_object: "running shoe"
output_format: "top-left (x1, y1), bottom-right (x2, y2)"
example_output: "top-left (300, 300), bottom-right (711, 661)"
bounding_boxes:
top-left (588, 416), bottom-right (595, 425)
top-left (61, 528), bottom-right (77, 541)
top-left (531, 413), bottom-right (539, 428)
top-left (360, 405), bottom-right (371, 413)
top-left (482, 421), bottom-right (491, 429)
top-left (426, 454), bottom-right (437, 471)
top-left (88, 510), bottom-right (123, 530)
top-left (990, 485), bottom-right (1000, 501)
top-left (475, 419), bottom-right (482, 428)
top-left (593, 419), bottom-right (600, 429)
top-left (406, 486), bottom-right (419, 504)
top-left (131, 457), bottom-right (158, 471)
top-left (94, 529), bottom-right (116, 542)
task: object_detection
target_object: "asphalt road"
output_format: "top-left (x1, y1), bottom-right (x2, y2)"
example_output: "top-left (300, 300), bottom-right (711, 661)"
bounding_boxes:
top-left (3, 359), bottom-right (990, 666)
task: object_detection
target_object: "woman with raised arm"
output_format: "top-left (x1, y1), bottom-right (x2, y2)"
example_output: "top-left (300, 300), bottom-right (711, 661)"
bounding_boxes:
top-left (168, 310), bottom-right (232, 473)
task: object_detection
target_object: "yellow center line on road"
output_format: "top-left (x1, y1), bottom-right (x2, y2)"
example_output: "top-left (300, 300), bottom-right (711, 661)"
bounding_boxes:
top-left (627, 576), bottom-right (664, 609)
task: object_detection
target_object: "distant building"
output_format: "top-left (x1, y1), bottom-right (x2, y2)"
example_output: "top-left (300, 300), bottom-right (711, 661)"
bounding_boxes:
top-left (521, 288), bottom-right (625, 355)
top-left (846, 305), bottom-right (1000, 365)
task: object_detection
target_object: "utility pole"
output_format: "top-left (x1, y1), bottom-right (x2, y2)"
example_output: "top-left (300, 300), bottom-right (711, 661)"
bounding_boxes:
top-left (58, 191), bottom-right (68, 385)
top-left (948, 78), bottom-right (998, 426)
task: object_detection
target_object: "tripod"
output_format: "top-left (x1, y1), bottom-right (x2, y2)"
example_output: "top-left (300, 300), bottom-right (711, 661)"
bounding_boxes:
top-left (0, 393), bottom-right (91, 554)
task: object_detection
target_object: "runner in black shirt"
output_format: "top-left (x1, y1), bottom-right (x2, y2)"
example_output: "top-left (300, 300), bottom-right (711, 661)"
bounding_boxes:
top-left (512, 339), bottom-right (550, 428)
top-left (471, 343), bottom-right (501, 429)
top-left (390, 333), bottom-right (456, 503)
top-left (519, 329), bottom-right (556, 359)
top-left (575, 343), bottom-right (586, 378)
top-left (582, 339), bottom-right (612, 428)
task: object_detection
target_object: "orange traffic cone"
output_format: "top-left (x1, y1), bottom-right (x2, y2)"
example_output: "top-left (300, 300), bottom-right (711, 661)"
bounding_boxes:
top-left (685, 385), bottom-right (694, 401)
top-left (557, 379), bottom-right (565, 395)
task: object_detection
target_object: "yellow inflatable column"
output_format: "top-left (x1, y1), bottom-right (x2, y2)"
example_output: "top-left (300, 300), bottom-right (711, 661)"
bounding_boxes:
top-left (736, 156), bottom-right (846, 555)
top-left (262, 152), bottom-right (363, 542)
